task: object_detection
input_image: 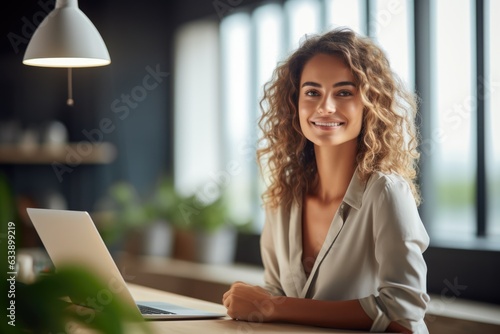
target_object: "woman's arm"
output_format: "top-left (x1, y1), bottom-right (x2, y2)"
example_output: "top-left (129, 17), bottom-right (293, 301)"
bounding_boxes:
top-left (222, 282), bottom-right (411, 333)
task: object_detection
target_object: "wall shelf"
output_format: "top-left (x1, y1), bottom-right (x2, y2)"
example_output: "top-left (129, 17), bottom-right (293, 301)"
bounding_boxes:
top-left (0, 142), bottom-right (117, 164)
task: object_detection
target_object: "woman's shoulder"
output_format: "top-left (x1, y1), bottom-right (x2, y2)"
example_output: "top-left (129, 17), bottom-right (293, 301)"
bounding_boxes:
top-left (362, 171), bottom-right (428, 246)
top-left (361, 171), bottom-right (419, 209)
top-left (365, 171), bottom-right (411, 195)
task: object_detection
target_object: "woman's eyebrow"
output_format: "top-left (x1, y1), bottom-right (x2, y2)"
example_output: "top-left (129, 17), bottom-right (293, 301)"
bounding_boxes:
top-left (301, 81), bottom-right (322, 88)
top-left (333, 81), bottom-right (356, 88)
top-left (301, 81), bottom-right (357, 88)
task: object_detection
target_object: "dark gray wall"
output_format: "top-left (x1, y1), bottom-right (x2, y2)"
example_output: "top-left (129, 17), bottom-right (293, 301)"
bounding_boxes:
top-left (1, 0), bottom-right (177, 210)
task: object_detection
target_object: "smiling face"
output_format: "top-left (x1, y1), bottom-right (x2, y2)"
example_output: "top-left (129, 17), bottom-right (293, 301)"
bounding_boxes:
top-left (298, 53), bottom-right (364, 149)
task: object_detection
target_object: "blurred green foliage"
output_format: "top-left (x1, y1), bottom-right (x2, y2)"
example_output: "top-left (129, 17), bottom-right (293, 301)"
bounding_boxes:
top-left (99, 175), bottom-right (186, 245)
top-left (2, 265), bottom-right (151, 334)
top-left (179, 194), bottom-right (231, 233)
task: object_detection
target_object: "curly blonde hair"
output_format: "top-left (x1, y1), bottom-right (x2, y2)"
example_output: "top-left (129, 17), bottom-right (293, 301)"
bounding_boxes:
top-left (257, 27), bottom-right (421, 209)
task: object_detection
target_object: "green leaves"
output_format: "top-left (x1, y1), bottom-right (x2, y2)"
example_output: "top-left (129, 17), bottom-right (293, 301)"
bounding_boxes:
top-left (186, 194), bottom-right (230, 233)
top-left (9, 265), bottom-right (151, 334)
top-left (0, 172), bottom-right (16, 224)
top-left (100, 176), bottom-right (186, 245)
top-left (147, 176), bottom-right (185, 226)
top-left (99, 181), bottom-right (150, 245)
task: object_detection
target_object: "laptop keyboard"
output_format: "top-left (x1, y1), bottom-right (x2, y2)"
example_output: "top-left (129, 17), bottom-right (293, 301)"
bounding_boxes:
top-left (138, 304), bottom-right (176, 315)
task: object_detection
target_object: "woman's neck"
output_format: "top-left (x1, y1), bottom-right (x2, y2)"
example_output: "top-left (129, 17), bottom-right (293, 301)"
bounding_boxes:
top-left (312, 139), bottom-right (357, 204)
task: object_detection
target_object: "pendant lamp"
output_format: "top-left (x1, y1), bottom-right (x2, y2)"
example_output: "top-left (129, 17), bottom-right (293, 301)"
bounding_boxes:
top-left (23, 0), bottom-right (111, 105)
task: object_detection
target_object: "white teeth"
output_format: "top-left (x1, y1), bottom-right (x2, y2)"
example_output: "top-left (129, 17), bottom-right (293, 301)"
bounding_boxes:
top-left (314, 122), bottom-right (343, 127)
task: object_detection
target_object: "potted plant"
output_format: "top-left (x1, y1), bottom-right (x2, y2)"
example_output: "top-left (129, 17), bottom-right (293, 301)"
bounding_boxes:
top-left (174, 193), bottom-right (238, 265)
top-left (97, 181), bottom-right (149, 256)
top-left (98, 175), bottom-right (189, 258)
top-left (141, 176), bottom-right (184, 257)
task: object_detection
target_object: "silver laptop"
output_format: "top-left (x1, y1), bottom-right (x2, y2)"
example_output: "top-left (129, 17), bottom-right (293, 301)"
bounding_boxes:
top-left (27, 207), bottom-right (226, 320)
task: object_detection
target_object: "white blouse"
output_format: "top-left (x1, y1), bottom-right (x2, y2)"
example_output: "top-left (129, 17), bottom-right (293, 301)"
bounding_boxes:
top-left (260, 170), bottom-right (430, 333)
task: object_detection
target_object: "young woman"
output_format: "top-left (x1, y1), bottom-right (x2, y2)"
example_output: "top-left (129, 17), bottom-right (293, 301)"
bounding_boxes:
top-left (222, 27), bottom-right (430, 333)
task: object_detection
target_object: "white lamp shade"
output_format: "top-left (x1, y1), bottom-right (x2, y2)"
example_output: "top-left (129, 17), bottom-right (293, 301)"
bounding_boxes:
top-left (23, 0), bottom-right (110, 68)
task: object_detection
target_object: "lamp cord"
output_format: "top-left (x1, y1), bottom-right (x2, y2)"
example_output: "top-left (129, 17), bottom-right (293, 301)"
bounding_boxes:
top-left (67, 68), bottom-right (74, 106)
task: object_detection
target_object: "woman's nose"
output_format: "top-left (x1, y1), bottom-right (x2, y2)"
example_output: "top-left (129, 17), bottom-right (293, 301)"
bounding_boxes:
top-left (318, 95), bottom-right (336, 114)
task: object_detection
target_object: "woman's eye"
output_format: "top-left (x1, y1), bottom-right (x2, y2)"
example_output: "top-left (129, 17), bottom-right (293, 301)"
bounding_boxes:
top-left (305, 90), bottom-right (320, 97)
top-left (338, 90), bottom-right (353, 97)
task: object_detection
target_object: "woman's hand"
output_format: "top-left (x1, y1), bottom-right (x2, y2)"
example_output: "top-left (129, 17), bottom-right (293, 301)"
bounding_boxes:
top-left (222, 281), bottom-right (282, 322)
top-left (222, 283), bottom-right (412, 333)
top-left (387, 321), bottom-right (413, 334)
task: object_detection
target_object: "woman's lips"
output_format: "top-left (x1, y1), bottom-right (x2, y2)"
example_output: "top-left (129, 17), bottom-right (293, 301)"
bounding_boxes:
top-left (312, 121), bottom-right (344, 127)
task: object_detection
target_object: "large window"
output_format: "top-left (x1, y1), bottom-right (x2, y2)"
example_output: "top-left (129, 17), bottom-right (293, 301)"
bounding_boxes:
top-left (285, 0), bottom-right (322, 51)
top-left (371, 0), bottom-right (414, 89)
top-left (220, 12), bottom-right (253, 226)
top-left (423, 0), bottom-right (499, 245)
top-left (173, 20), bottom-right (220, 199)
top-left (325, 0), bottom-right (365, 34)
top-left (486, 0), bottom-right (500, 239)
top-left (428, 0), bottom-right (476, 240)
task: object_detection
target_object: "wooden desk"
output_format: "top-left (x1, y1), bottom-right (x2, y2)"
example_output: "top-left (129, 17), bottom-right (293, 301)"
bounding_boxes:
top-left (120, 255), bottom-right (500, 334)
top-left (127, 283), bottom-right (371, 334)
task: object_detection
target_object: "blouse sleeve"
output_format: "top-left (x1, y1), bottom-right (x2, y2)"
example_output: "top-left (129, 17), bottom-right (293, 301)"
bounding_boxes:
top-left (358, 177), bottom-right (430, 333)
top-left (260, 208), bottom-right (286, 296)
